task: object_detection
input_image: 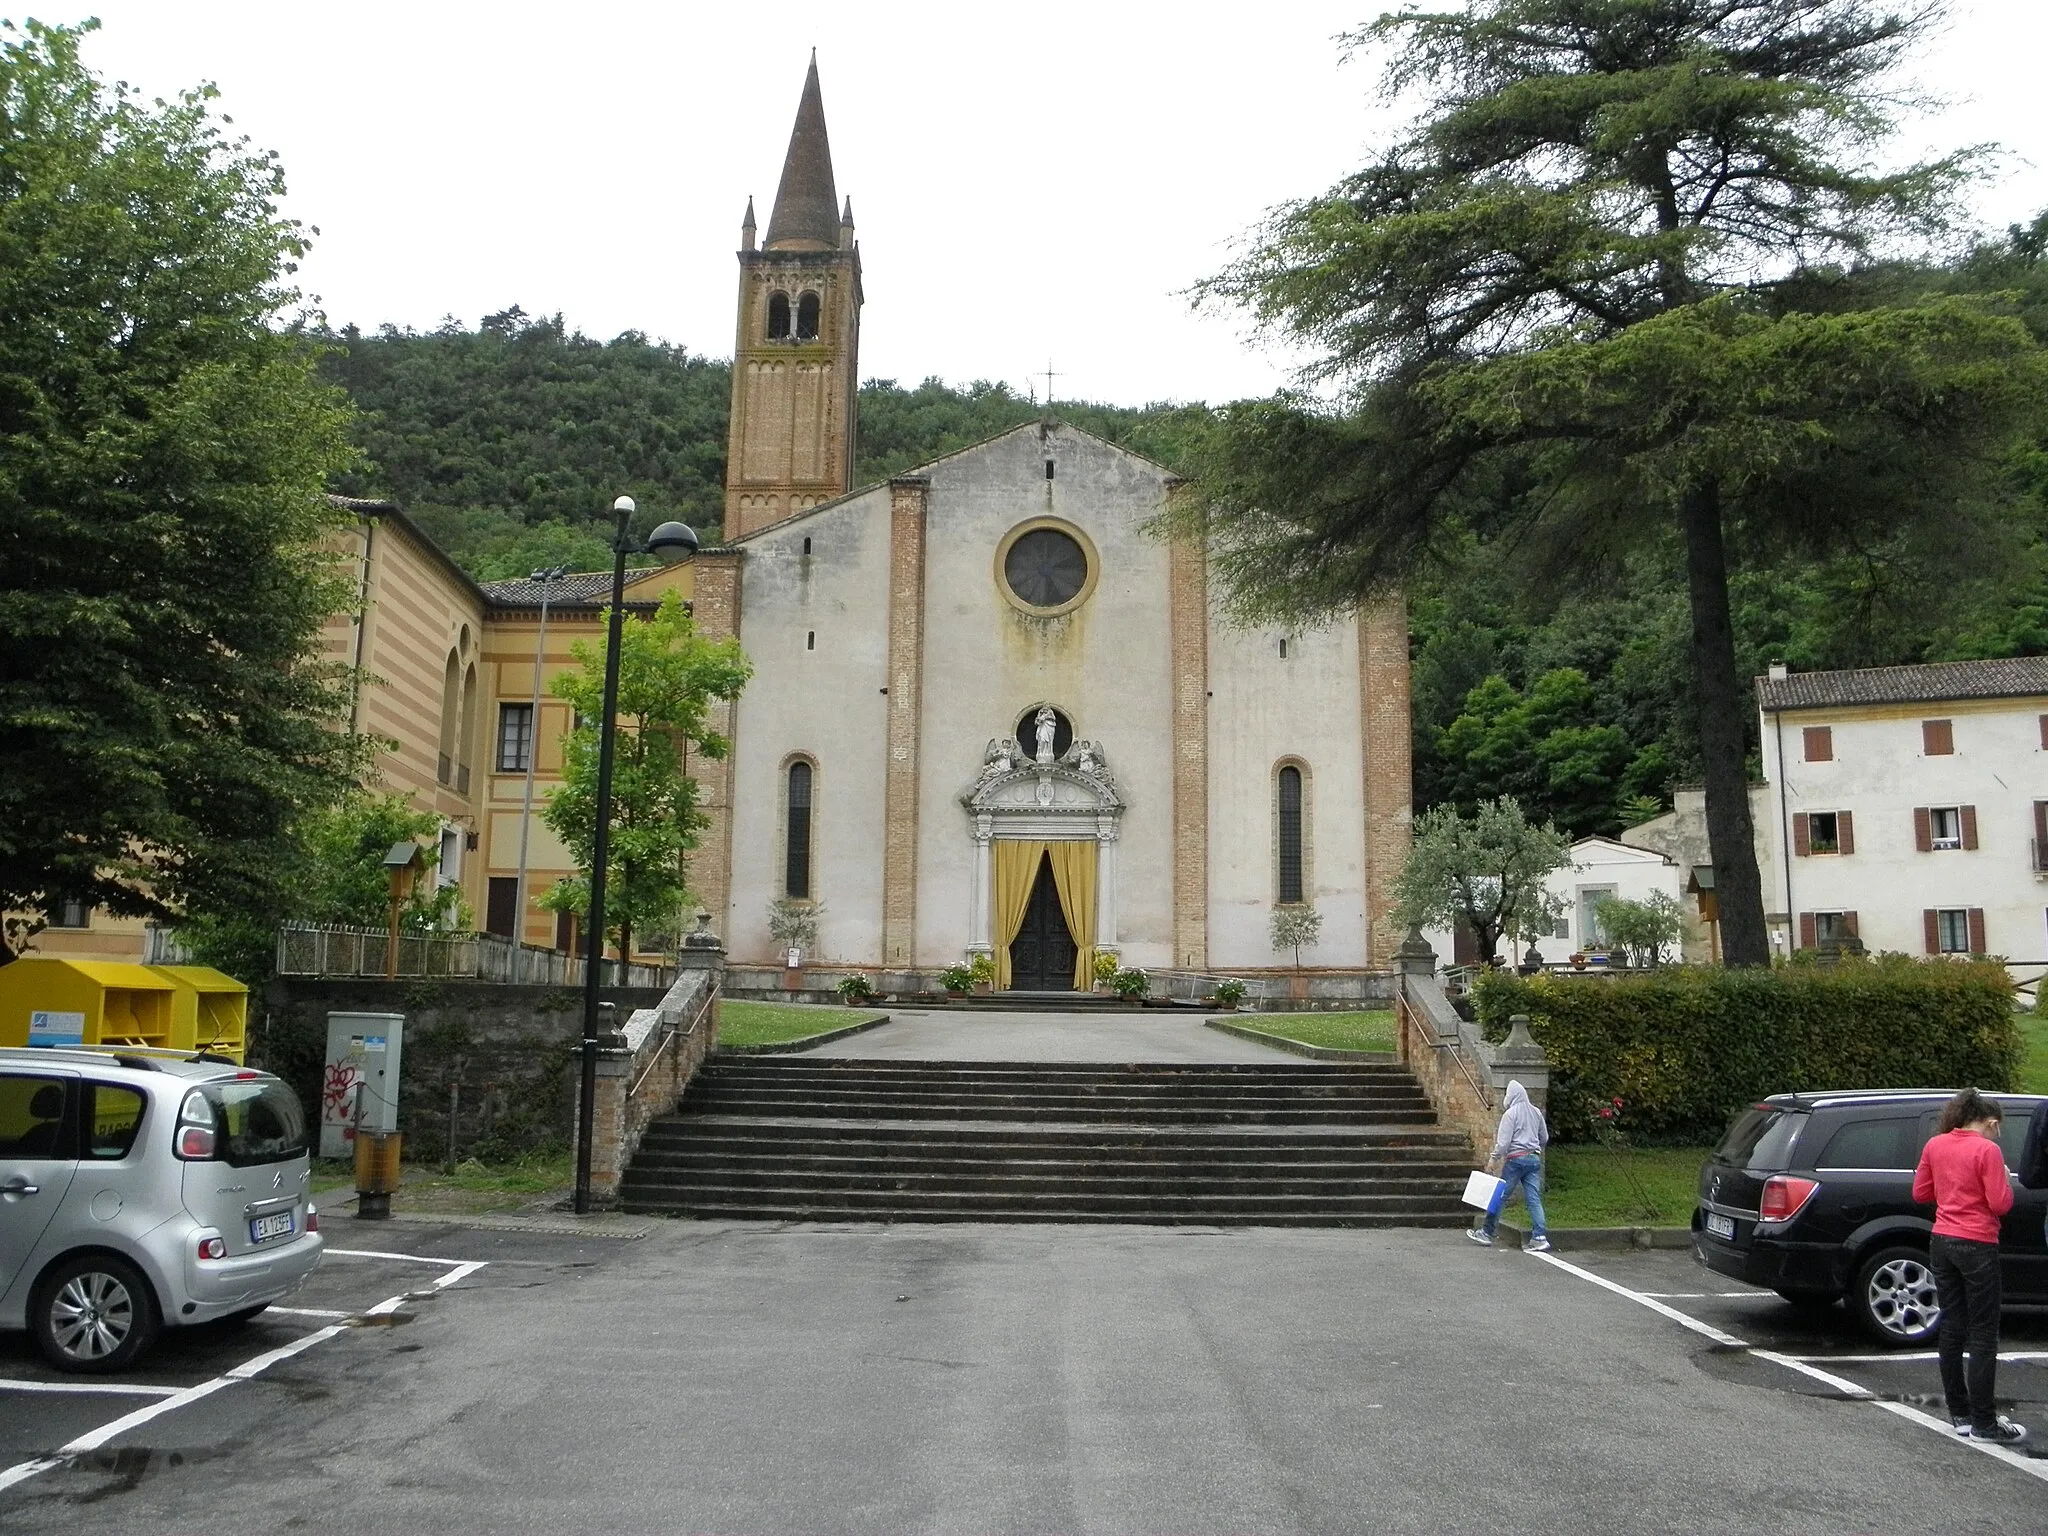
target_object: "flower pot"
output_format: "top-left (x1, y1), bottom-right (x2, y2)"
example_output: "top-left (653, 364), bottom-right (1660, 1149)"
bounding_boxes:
top-left (946, 989), bottom-right (967, 1000)
top-left (972, 981), bottom-right (992, 995)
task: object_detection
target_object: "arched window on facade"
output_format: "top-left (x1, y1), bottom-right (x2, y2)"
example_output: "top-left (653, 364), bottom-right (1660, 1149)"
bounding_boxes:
top-left (784, 760), bottom-right (814, 899)
top-left (456, 663), bottom-right (478, 793)
top-left (796, 291), bottom-right (821, 340)
top-left (766, 291), bottom-right (791, 340)
top-left (1277, 764), bottom-right (1305, 904)
top-left (437, 650), bottom-right (461, 785)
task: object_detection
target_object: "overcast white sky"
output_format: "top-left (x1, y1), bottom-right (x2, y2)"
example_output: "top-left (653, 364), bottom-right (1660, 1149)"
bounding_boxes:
top-left (39, 1), bottom-right (2048, 406)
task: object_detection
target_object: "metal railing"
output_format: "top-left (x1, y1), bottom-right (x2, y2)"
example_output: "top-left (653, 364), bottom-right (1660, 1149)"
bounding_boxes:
top-left (274, 922), bottom-right (672, 988)
top-left (629, 979), bottom-right (719, 1101)
top-left (1397, 987), bottom-right (1493, 1112)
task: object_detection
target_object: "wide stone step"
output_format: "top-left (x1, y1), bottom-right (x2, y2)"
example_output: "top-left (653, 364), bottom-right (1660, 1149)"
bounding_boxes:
top-left (695, 1076), bottom-right (1427, 1099)
top-left (696, 1064), bottom-right (1417, 1089)
top-left (627, 1182), bottom-right (1469, 1214)
top-left (620, 1167), bottom-right (1465, 1198)
top-left (631, 1144), bottom-right (1470, 1174)
top-left (678, 1099), bottom-right (1439, 1126)
top-left (627, 1205), bottom-right (1473, 1228)
top-left (640, 1116), bottom-right (1468, 1149)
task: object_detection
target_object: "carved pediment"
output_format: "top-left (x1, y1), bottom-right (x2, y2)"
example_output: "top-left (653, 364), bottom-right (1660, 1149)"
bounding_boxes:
top-left (962, 738), bottom-right (1122, 815)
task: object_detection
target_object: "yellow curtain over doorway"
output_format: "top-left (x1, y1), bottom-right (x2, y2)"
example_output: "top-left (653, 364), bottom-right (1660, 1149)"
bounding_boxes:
top-left (992, 840), bottom-right (1046, 990)
top-left (1045, 841), bottom-right (1097, 991)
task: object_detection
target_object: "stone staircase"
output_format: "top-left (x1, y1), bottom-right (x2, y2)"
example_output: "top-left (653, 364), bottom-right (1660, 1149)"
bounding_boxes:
top-left (619, 1057), bottom-right (1474, 1226)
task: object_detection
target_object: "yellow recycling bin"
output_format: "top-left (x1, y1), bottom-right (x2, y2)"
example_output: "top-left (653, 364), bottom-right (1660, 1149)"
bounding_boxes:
top-left (0, 957), bottom-right (179, 1051)
top-left (148, 965), bottom-right (249, 1061)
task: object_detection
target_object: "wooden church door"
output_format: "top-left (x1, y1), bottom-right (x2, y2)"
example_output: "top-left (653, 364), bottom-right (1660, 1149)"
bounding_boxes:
top-left (1009, 851), bottom-right (1077, 991)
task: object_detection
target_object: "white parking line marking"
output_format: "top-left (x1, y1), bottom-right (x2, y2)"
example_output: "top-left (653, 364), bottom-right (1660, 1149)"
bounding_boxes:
top-left (1783, 1351), bottom-right (2048, 1365)
top-left (0, 1254), bottom-right (490, 1496)
top-left (1529, 1251), bottom-right (2048, 1485)
top-left (0, 1380), bottom-right (180, 1398)
top-left (266, 1306), bottom-right (349, 1319)
top-left (1640, 1291), bottom-right (1776, 1299)
top-left (326, 1247), bottom-right (475, 1266)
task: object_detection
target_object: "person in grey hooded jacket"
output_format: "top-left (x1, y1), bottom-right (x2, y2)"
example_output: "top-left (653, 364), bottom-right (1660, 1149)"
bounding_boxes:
top-left (1469, 1080), bottom-right (1550, 1252)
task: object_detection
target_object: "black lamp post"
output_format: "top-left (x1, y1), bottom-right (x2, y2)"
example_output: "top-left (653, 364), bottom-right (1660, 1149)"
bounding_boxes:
top-left (574, 494), bottom-right (699, 1214)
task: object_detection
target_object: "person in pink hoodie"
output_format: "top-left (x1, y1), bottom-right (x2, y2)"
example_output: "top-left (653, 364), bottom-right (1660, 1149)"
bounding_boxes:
top-left (1912, 1088), bottom-right (2022, 1443)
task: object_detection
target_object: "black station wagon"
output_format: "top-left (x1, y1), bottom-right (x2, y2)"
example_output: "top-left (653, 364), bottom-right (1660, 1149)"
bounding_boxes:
top-left (1692, 1090), bottom-right (2048, 1345)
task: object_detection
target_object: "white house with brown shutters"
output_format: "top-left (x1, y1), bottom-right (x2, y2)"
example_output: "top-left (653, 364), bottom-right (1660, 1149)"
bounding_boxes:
top-left (1756, 656), bottom-right (2048, 969)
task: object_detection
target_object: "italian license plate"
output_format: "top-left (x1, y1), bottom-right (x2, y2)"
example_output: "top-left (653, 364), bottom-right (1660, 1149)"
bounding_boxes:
top-left (1705, 1212), bottom-right (1736, 1241)
top-left (250, 1211), bottom-right (296, 1244)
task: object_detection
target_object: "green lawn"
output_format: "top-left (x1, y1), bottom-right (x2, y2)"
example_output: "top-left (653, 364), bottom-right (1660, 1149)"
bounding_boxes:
top-left (310, 1150), bottom-right (573, 1213)
top-left (1221, 1010), bottom-right (1397, 1053)
top-left (2019, 1013), bottom-right (2048, 1094)
top-left (717, 999), bottom-right (885, 1048)
top-left (1528, 1144), bottom-right (1711, 1229)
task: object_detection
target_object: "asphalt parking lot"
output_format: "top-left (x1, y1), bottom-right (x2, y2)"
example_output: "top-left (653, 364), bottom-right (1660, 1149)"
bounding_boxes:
top-left (6, 1219), bottom-right (2048, 1533)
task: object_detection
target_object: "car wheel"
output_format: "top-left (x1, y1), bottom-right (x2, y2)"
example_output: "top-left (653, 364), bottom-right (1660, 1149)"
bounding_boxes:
top-left (31, 1253), bottom-right (161, 1374)
top-left (1850, 1245), bottom-right (1941, 1347)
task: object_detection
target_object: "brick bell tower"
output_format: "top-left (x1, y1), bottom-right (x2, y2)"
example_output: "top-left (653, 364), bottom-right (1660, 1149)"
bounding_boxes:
top-left (724, 55), bottom-right (863, 540)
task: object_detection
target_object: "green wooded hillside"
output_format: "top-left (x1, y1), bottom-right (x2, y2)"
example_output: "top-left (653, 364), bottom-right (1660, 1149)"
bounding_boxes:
top-left (316, 308), bottom-right (1210, 579)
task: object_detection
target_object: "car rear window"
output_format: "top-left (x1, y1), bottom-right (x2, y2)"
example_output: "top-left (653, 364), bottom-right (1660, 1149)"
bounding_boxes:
top-left (84, 1083), bottom-right (146, 1160)
top-left (198, 1080), bottom-right (307, 1168)
top-left (1815, 1117), bottom-right (1917, 1170)
top-left (1715, 1106), bottom-right (1808, 1171)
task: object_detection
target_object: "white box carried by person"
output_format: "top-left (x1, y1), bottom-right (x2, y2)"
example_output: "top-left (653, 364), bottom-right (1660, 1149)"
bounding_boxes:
top-left (1461, 1170), bottom-right (1508, 1216)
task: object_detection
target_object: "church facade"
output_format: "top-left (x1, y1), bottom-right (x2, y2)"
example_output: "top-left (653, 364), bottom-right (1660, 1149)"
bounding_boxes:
top-left (688, 62), bottom-right (1414, 985)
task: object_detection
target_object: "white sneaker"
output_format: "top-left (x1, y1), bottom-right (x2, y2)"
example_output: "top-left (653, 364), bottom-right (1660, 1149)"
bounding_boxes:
top-left (1968, 1416), bottom-right (2027, 1445)
top-left (1524, 1236), bottom-right (1553, 1253)
top-left (1466, 1229), bottom-right (1493, 1246)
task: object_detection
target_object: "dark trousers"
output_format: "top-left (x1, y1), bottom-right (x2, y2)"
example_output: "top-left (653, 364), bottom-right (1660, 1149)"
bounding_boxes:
top-left (1929, 1233), bottom-right (2003, 1429)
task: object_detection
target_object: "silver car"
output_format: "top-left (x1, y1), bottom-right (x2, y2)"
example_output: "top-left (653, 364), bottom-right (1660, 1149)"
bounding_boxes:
top-left (0, 1046), bottom-right (324, 1372)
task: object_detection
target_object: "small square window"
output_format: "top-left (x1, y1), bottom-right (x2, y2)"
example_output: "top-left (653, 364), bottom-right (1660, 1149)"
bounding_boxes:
top-left (1923, 719), bottom-right (1954, 756)
top-left (54, 897), bottom-right (89, 929)
top-left (1813, 912), bottom-right (1850, 946)
top-left (1808, 812), bottom-right (1839, 854)
top-left (1937, 908), bottom-right (1971, 953)
top-left (1930, 807), bottom-right (1963, 850)
top-left (1802, 726), bottom-right (1833, 762)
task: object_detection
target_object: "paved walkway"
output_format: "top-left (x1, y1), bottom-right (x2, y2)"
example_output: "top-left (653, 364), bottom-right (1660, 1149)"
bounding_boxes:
top-left (805, 1008), bottom-right (1294, 1063)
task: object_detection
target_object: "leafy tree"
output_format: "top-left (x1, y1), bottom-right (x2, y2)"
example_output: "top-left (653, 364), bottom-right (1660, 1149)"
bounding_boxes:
top-left (0, 21), bottom-right (363, 961)
top-left (1269, 903), bottom-right (1324, 970)
top-left (1435, 668), bottom-right (1632, 836)
top-left (541, 591), bottom-right (751, 960)
top-left (1592, 892), bottom-right (1686, 968)
top-left (1394, 797), bottom-right (1571, 962)
top-left (1192, 0), bottom-right (2048, 966)
top-left (179, 793), bottom-right (462, 982)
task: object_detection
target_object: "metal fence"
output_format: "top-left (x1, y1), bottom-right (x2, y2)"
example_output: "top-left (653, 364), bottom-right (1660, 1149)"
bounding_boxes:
top-left (142, 924), bottom-right (193, 965)
top-left (273, 923), bottom-right (672, 988)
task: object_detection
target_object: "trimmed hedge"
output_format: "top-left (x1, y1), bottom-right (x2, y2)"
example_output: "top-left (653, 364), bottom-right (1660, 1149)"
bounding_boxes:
top-left (1473, 956), bottom-right (2021, 1144)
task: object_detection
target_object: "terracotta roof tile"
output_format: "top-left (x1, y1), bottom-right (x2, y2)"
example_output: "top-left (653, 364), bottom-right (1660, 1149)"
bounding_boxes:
top-left (1756, 656), bottom-right (2048, 711)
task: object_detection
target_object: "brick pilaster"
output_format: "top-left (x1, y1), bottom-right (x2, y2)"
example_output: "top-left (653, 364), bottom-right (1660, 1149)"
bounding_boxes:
top-left (1168, 533), bottom-right (1209, 971)
top-left (1359, 592), bottom-right (1413, 967)
top-left (690, 551), bottom-right (744, 939)
top-left (881, 478), bottom-right (929, 968)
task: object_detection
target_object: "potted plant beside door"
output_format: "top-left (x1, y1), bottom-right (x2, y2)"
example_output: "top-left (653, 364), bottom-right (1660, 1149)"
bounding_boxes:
top-left (940, 964), bottom-right (974, 1000)
top-left (969, 953), bottom-right (996, 995)
top-left (1091, 950), bottom-right (1120, 995)
top-left (1110, 968), bottom-right (1149, 1005)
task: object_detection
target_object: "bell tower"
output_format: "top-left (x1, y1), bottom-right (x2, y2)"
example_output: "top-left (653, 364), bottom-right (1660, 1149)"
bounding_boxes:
top-left (724, 56), bottom-right (862, 540)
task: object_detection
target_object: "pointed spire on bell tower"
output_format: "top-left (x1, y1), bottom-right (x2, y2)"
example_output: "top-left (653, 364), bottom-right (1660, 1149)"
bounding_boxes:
top-left (839, 195), bottom-right (855, 249)
top-left (764, 53), bottom-right (841, 251)
top-left (740, 196), bottom-right (757, 252)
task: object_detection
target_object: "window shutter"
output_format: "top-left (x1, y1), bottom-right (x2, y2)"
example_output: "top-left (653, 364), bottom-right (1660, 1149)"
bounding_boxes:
top-left (1792, 813), bottom-right (1811, 857)
top-left (1843, 910), bottom-right (1859, 937)
top-left (1803, 726), bottom-right (1832, 762)
top-left (1961, 805), bottom-right (1979, 851)
top-left (1837, 811), bottom-right (1855, 855)
top-left (1914, 807), bottom-right (1933, 852)
top-left (2036, 801), bottom-right (2048, 870)
top-left (1924, 909), bottom-right (1941, 954)
top-left (1969, 908), bottom-right (1987, 954)
top-left (1923, 719), bottom-right (1954, 755)
top-left (1799, 912), bottom-right (1816, 950)
top-left (2041, 714), bottom-right (2048, 751)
